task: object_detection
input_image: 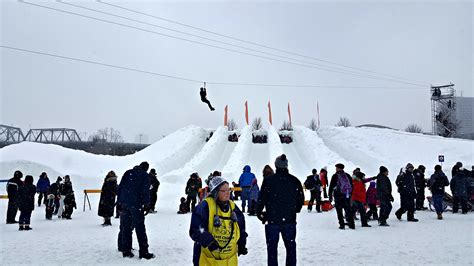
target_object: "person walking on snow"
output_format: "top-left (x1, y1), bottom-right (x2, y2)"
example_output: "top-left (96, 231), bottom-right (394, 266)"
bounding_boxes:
top-left (304, 169), bottom-right (322, 213)
top-left (36, 172), bottom-right (50, 206)
top-left (395, 163), bottom-right (419, 222)
top-left (239, 165), bottom-right (256, 213)
top-left (376, 166), bottom-right (394, 226)
top-left (186, 173), bottom-right (202, 212)
top-left (414, 165), bottom-right (428, 210)
top-left (98, 171), bottom-right (118, 226)
top-left (428, 165), bottom-right (449, 219)
top-left (17, 175), bottom-right (36, 231)
top-left (365, 182), bottom-right (378, 221)
top-left (329, 163), bottom-right (355, 230)
top-left (6, 170), bottom-right (23, 224)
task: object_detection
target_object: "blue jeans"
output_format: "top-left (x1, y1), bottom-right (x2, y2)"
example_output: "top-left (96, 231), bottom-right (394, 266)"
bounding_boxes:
top-left (19, 210), bottom-right (32, 225)
top-left (432, 194), bottom-right (444, 214)
top-left (241, 187), bottom-right (251, 211)
top-left (265, 223), bottom-right (297, 266)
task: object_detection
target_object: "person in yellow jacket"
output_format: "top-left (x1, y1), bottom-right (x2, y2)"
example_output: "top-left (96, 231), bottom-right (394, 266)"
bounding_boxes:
top-left (189, 175), bottom-right (248, 265)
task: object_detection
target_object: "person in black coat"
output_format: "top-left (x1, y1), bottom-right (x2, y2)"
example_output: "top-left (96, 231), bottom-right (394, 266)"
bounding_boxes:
top-left (117, 162), bottom-right (154, 259)
top-left (304, 169), bottom-right (322, 213)
top-left (376, 166), bottom-right (394, 226)
top-left (414, 165), bottom-right (427, 210)
top-left (6, 170), bottom-right (23, 224)
top-left (256, 154), bottom-right (304, 266)
top-left (450, 164), bottom-right (470, 214)
top-left (200, 87), bottom-right (215, 111)
top-left (328, 163), bottom-right (355, 229)
top-left (48, 177), bottom-right (62, 215)
top-left (428, 165), bottom-right (449, 219)
top-left (98, 171), bottom-right (118, 226)
top-left (18, 175), bottom-right (36, 231)
top-left (60, 175), bottom-right (76, 219)
top-left (149, 169), bottom-right (160, 213)
top-left (395, 163), bottom-right (419, 222)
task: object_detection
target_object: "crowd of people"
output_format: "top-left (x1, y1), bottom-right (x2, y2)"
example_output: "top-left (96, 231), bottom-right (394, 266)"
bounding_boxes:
top-left (4, 157), bottom-right (473, 264)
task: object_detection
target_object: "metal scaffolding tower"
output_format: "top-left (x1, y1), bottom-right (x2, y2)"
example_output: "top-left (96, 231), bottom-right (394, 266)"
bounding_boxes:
top-left (0, 125), bottom-right (25, 142)
top-left (431, 84), bottom-right (456, 137)
top-left (24, 128), bottom-right (82, 143)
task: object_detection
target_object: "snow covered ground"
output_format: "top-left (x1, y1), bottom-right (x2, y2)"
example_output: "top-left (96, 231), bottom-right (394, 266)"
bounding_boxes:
top-left (0, 125), bottom-right (473, 265)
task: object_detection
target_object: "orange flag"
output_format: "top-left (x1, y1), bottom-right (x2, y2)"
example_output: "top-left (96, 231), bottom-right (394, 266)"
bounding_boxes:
top-left (245, 101), bottom-right (249, 125)
top-left (288, 102), bottom-right (292, 126)
top-left (224, 105), bottom-right (228, 126)
top-left (268, 101), bottom-right (273, 125)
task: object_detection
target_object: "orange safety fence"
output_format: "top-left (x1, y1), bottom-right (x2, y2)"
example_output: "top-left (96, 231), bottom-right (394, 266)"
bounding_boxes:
top-left (83, 189), bottom-right (102, 212)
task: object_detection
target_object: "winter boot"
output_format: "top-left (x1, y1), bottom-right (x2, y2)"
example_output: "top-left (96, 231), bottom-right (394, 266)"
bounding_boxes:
top-left (379, 221), bottom-right (390, 227)
top-left (361, 223), bottom-right (372, 227)
top-left (348, 224), bottom-right (355, 230)
top-left (338, 225), bottom-right (345, 230)
top-left (122, 251), bottom-right (134, 258)
top-left (407, 211), bottom-right (418, 222)
top-left (19, 225), bottom-right (24, 231)
top-left (437, 213), bottom-right (443, 220)
top-left (139, 252), bottom-right (155, 260)
top-left (395, 210), bottom-right (402, 221)
top-left (24, 225), bottom-right (32, 230)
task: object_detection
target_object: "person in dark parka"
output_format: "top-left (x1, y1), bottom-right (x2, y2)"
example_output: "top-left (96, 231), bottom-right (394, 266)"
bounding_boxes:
top-left (98, 171), bottom-right (118, 226)
top-left (257, 154), bottom-right (304, 266)
top-left (6, 170), bottom-right (23, 224)
top-left (149, 169), bottom-right (160, 213)
top-left (414, 165), bottom-right (427, 210)
top-left (117, 162), bottom-right (154, 259)
top-left (60, 175), bottom-right (76, 219)
top-left (36, 172), bottom-right (50, 206)
top-left (428, 165), bottom-right (449, 219)
top-left (328, 163), bottom-right (355, 229)
top-left (18, 175), bottom-right (36, 230)
top-left (450, 164), bottom-right (470, 214)
top-left (395, 163), bottom-right (419, 222)
top-left (185, 173), bottom-right (202, 212)
top-left (376, 166), bottom-right (394, 226)
top-left (200, 87), bottom-right (215, 111)
top-left (48, 177), bottom-right (62, 215)
top-left (304, 169), bottom-right (322, 213)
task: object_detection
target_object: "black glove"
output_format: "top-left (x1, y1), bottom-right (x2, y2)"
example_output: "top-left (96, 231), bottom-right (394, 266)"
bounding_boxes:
top-left (257, 212), bottom-right (267, 224)
top-left (143, 204), bottom-right (151, 216)
top-left (238, 245), bottom-right (248, 256)
top-left (208, 240), bottom-right (219, 252)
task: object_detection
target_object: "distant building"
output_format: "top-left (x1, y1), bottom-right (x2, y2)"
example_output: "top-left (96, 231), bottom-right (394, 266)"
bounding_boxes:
top-left (455, 97), bottom-right (474, 139)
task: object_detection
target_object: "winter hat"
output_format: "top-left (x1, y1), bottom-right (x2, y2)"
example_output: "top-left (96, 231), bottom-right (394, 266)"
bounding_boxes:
top-left (355, 172), bottom-right (365, 179)
top-left (434, 165), bottom-right (442, 171)
top-left (369, 181), bottom-right (376, 188)
top-left (312, 169), bottom-right (317, 175)
top-left (455, 162), bottom-right (463, 168)
top-left (406, 163), bottom-right (414, 170)
top-left (150, 168), bottom-right (157, 175)
top-left (56, 176), bottom-right (62, 183)
top-left (191, 172), bottom-right (199, 179)
top-left (379, 166), bottom-right (388, 173)
top-left (418, 165), bottom-right (426, 171)
top-left (24, 175), bottom-right (34, 185)
top-left (335, 163), bottom-right (345, 170)
top-left (275, 154), bottom-right (288, 169)
top-left (209, 176), bottom-right (228, 195)
top-left (14, 170), bottom-right (23, 179)
top-left (140, 161), bottom-right (150, 171)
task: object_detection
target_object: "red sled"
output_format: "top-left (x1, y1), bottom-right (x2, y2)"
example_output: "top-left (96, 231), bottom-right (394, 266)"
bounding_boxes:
top-left (321, 200), bottom-right (333, 211)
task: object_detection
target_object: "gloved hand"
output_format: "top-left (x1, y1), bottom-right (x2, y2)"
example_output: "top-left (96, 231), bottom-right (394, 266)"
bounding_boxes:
top-left (238, 245), bottom-right (248, 256)
top-left (208, 240), bottom-right (219, 252)
top-left (257, 212), bottom-right (267, 224)
top-left (143, 204), bottom-right (151, 216)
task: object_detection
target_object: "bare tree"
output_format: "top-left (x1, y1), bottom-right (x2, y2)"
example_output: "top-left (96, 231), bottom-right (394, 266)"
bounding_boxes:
top-left (280, 120), bottom-right (293, 131)
top-left (252, 117), bottom-right (263, 131)
top-left (336, 117), bottom-right (351, 127)
top-left (227, 119), bottom-right (238, 131)
top-left (308, 119), bottom-right (318, 131)
top-left (405, 124), bottom-right (423, 133)
top-left (89, 127), bottom-right (124, 143)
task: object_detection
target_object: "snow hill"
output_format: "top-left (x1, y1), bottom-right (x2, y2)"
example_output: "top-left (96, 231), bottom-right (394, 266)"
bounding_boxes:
top-left (0, 125), bottom-right (473, 265)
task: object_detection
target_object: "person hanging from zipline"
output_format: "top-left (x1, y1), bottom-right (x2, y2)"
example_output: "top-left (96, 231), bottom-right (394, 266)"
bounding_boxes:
top-left (200, 83), bottom-right (215, 111)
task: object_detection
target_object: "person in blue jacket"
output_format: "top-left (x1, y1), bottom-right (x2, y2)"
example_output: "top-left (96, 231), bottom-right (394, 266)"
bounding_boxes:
top-left (189, 175), bottom-right (247, 265)
top-left (239, 165), bottom-right (256, 213)
top-left (117, 162), bottom-right (154, 260)
top-left (36, 172), bottom-right (50, 207)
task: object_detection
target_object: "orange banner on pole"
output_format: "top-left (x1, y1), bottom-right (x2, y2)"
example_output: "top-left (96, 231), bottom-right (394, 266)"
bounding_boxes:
top-left (288, 102), bottom-right (292, 126)
top-left (245, 101), bottom-right (249, 125)
top-left (224, 105), bottom-right (228, 126)
top-left (268, 101), bottom-right (273, 125)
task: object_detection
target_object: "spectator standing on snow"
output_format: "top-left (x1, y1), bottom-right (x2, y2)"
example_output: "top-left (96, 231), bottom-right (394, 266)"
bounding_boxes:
top-left (98, 171), bottom-right (118, 226)
top-left (257, 154), bottom-right (305, 266)
top-left (189, 176), bottom-right (247, 265)
top-left (376, 166), bottom-right (394, 226)
top-left (248, 177), bottom-right (260, 216)
top-left (6, 170), bottom-right (23, 224)
top-left (149, 169), bottom-right (160, 213)
top-left (304, 169), bottom-right (322, 213)
top-left (117, 162), bottom-right (154, 259)
top-left (239, 165), bottom-right (256, 213)
top-left (428, 165), bottom-right (449, 219)
top-left (414, 165), bottom-right (428, 210)
top-left (36, 172), bottom-right (50, 206)
top-left (450, 163), bottom-right (470, 214)
top-left (17, 175), bottom-right (36, 231)
top-left (186, 173), bottom-right (202, 212)
top-left (351, 171), bottom-right (374, 227)
top-left (395, 163), bottom-right (419, 222)
top-left (320, 167), bottom-right (329, 198)
top-left (329, 163), bottom-right (355, 230)
top-left (365, 182), bottom-right (378, 221)
top-left (262, 165), bottom-right (275, 178)
top-left (60, 175), bottom-right (76, 219)
top-left (48, 177), bottom-right (62, 215)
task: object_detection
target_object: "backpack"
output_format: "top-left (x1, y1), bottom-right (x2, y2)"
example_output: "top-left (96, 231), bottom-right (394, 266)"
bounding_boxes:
top-left (304, 177), bottom-right (315, 190)
top-left (337, 173), bottom-right (352, 197)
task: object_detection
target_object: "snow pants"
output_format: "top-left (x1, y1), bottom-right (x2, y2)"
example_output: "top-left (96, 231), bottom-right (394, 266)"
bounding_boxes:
top-left (396, 195), bottom-right (415, 219)
top-left (119, 206), bottom-right (149, 254)
top-left (379, 199), bottom-right (392, 223)
top-left (19, 210), bottom-right (32, 226)
top-left (307, 190), bottom-right (321, 212)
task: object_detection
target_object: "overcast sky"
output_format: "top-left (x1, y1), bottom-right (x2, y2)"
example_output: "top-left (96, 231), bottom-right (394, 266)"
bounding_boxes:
top-left (1, 0), bottom-right (472, 143)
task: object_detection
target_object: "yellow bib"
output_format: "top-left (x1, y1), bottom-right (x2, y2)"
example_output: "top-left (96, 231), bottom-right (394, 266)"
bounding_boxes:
top-left (199, 197), bottom-right (240, 266)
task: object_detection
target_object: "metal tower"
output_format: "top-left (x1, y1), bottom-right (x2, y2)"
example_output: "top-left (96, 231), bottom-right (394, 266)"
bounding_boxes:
top-left (431, 84), bottom-right (456, 137)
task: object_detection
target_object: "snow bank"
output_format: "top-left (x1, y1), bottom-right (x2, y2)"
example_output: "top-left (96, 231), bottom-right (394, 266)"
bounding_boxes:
top-left (222, 125), bottom-right (253, 179)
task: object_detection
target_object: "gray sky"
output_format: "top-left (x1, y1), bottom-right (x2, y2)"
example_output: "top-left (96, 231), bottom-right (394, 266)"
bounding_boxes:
top-left (1, 0), bottom-right (472, 143)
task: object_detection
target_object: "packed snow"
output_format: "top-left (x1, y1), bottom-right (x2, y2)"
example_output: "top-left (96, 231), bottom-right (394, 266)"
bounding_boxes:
top-left (0, 125), bottom-right (473, 265)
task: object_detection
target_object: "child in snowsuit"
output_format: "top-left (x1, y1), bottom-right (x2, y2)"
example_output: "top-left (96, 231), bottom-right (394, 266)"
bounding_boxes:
top-left (177, 197), bottom-right (190, 214)
top-left (248, 178), bottom-right (260, 216)
top-left (60, 176), bottom-right (76, 219)
top-left (366, 182), bottom-right (378, 221)
top-left (45, 194), bottom-right (55, 220)
top-left (18, 175), bottom-right (36, 230)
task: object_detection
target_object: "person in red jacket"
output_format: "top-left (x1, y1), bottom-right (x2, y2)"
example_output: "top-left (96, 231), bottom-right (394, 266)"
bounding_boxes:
top-left (351, 171), bottom-right (375, 227)
top-left (320, 168), bottom-right (328, 198)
